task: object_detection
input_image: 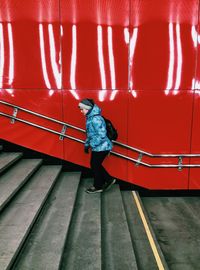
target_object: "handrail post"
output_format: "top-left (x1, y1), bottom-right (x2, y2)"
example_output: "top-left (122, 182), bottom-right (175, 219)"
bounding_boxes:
top-left (59, 125), bottom-right (67, 140)
top-left (11, 107), bottom-right (18, 124)
top-left (178, 156), bottom-right (183, 171)
top-left (135, 153), bottom-right (143, 166)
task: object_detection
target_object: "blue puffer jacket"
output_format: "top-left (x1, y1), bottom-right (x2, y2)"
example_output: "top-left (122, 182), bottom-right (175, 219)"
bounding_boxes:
top-left (85, 104), bottom-right (113, 152)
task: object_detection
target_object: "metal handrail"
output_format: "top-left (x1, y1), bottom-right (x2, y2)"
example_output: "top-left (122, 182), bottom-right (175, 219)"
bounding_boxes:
top-left (1, 111), bottom-right (200, 168)
top-left (1, 100), bottom-right (199, 158)
top-left (0, 111), bottom-right (84, 144)
top-left (1, 100), bottom-right (200, 166)
top-left (114, 140), bottom-right (200, 157)
top-left (0, 100), bottom-right (85, 133)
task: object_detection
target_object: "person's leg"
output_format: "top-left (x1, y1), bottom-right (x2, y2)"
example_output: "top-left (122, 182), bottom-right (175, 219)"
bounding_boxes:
top-left (90, 151), bottom-right (109, 189)
top-left (100, 163), bottom-right (112, 183)
top-left (99, 153), bottom-right (116, 191)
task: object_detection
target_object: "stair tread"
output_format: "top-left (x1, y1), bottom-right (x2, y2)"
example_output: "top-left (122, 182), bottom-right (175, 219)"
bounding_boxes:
top-left (0, 165), bottom-right (62, 270)
top-left (0, 152), bottom-right (23, 173)
top-left (121, 191), bottom-right (159, 270)
top-left (102, 185), bottom-right (138, 270)
top-left (13, 172), bottom-right (81, 270)
top-left (15, 172), bottom-right (80, 270)
top-left (0, 159), bottom-right (42, 211)
top-left (60, 178), bottom-right (101, 270)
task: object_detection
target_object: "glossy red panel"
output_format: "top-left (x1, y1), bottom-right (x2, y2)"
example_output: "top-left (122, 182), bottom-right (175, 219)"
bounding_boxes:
top-left (61, 0), bottom-right (129, 25)
top-left (0, 0), bottom-right (61, 89)
top-left (194, 7), bottom-right (200, 91)
top-left (127, 90), bottom-right (193, 189)
top-left (63, 90), bottom-right (128, 180)
top-left (0, 89), bottom-right (64, 159)
top-left (130, 0), bottom-right (198, 90)
top-left (61, 0), bottom-right (129, 90)
top-left (189, 91), bottom-right (200, 189)
top-left (0, 0), bottom-right (200, 190)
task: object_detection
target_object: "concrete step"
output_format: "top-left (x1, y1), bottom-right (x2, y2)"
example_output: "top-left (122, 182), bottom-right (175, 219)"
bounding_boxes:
top-left (13, 172), bottom-right (81, 270)
top-left (0, 165), bottom-right (62, 270)
top-left (60, 178), bottom-right (102, 270)
top-left (101, 185), bottom-right (138, 270)
top-left (0, 152), bottom-right (23, 174)
top-left (0, 159), bottom-right (43, 212)
top-left (121, 191), bottom-right (160, 270)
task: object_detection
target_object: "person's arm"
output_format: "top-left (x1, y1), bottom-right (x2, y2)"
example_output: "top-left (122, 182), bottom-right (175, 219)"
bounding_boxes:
top-left (85, 137), bottom-right (90, 147)
top-left (90, 116), bottom-right (106, 148)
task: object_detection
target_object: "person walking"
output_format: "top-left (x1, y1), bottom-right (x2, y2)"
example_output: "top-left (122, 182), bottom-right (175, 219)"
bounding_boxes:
top-left (78, 98), bottom-right (116, 194)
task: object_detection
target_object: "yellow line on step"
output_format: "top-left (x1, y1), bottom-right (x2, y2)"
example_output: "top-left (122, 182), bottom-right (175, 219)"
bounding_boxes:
top-left (132, 191), bottom-right (165, 270)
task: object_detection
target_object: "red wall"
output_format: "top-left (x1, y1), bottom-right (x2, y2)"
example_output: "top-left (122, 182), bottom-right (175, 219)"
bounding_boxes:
top-left (0, 0), bottom-right (200, 189)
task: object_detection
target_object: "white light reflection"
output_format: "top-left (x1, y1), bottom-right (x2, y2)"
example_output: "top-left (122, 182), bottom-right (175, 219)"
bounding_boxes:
top-left (192, 78), bottom-right (195, 90)
top-left (69, 90), bottom-right (79, 100)
top-left (70, 25), bottom-right (77, 89)
top-left (110, 90), bottom-right (118, 101)
top-left (194, 80), bottom-right (200, 90)
top-left (99, 90), bottom-right (107, 102)
top-left (8, 23), bottom-right (14, 86)
top-left (48, 90), bottom-right (54, 96)
top-left (108, 26), bottom-right (116, 90)
top-left (174, 23), bottom-right (182, 94)
top-left (195, 87), bottom-right (200, 96)
top-left (129, 28), bottom-right (138, 90)
top-left (69, 25), bottom-right (79, 100)
top-left (131, 90), bottom-right (137, 98)
top-left (39, 24), bottom-right (51, 89)
top-left (0, 23), bottom-right (4, 88)
top-left (124, 27), bottom-right (129, 45)
top-left (5, 89), bottom-right (14, 96)
top-left (97, 25), bottom-right (106, 89)
top-left (191, 26), bottom-right (198, 48)
top-left (48, 24), bottom-right (61, 89)
top-left (60, 25), bottom-right (63, 37)
top-left (130, 28), bottom-right (138, 65)
top-left (165, 23), bottom-right (174, 95)
top-left (59, 26), bottom-right (63, 68)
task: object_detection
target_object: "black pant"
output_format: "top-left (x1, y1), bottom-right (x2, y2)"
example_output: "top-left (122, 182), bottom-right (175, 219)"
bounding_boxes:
top-left (90, 151), bottom-right (112, 189)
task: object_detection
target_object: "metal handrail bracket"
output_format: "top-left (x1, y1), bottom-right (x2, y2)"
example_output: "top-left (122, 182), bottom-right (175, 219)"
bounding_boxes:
top-left (11, 107), bottom-right (18, 124)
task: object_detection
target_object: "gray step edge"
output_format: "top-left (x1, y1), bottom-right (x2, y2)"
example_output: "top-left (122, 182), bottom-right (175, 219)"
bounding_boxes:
top-left (0, 159), bottom-right (43, 212)
top-left (102, 185), bottom-right (138, 270)
top-left (0, 165), bottom-right (62, 270)
top-left (0, 152), bottom-right (23, 174)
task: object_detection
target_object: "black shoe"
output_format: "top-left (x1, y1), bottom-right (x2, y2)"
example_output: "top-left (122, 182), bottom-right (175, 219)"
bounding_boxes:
top-left (86, 186), bottom-right (103, 194)
top-left (103, 178), bottom-right (116, 191)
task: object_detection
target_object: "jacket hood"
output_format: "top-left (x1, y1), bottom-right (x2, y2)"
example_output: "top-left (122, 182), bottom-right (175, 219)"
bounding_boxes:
top-left (87, 104), bottom-right (101, 118)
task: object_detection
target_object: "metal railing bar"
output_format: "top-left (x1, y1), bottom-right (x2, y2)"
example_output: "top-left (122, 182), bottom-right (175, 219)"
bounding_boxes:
top-left (114, 140), bottom-right (200, 158)
top-left (1, 100), bottom-right (200, 158)
top-left (1, 111), bottom-right (200, 168)
top-left (111, 151), bottom-right (200, 168)
top-left (0, 112), bottom-right (84, 144)
top-left (0, 100), bottom-right (85, 133)
top-left (110, 151), bottom-right (150, 166)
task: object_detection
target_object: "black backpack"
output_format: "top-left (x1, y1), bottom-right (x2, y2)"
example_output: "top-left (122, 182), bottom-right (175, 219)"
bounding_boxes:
top-left (103, 117), bottom-right (118, 141)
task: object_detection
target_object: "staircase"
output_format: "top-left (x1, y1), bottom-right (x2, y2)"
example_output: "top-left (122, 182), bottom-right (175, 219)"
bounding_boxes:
top-left (0, 143), bottom-right (140, 270)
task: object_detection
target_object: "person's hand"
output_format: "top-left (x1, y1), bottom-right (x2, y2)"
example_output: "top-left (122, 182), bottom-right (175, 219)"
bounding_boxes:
top-left (84, 145), bottom-right (90, 154)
